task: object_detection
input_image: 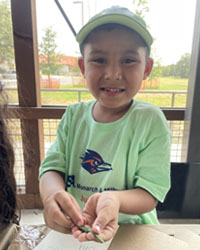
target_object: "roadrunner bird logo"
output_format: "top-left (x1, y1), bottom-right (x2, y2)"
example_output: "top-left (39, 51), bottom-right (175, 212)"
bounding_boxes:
top-left (80, 149), bottom-right (112, 174)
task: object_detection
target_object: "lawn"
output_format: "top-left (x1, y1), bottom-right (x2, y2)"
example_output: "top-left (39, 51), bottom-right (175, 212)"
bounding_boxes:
top-left (155, 77), bottom-right (188, 91)
top-left (6, 77), bottom-right (188, 107)
top-left (136, 77), bottom-right (188, 107)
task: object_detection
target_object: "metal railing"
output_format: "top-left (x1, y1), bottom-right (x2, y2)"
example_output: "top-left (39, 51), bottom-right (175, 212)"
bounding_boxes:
top-left (5, 87), bottom-right (187, 107)
top-left (138, 90), bottom-right (186, 107)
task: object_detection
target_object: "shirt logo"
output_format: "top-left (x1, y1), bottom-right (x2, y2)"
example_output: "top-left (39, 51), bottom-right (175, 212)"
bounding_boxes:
top-left (80, 149), bottom-right (112, 175)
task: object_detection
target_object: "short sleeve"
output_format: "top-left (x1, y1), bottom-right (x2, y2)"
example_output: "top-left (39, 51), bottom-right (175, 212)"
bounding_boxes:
top-left (133, 109), bottom-right (171, 202)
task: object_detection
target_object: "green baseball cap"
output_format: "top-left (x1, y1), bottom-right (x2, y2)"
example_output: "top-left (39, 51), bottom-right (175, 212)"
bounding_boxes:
top-left (76, 5), bottom-right (153, 51)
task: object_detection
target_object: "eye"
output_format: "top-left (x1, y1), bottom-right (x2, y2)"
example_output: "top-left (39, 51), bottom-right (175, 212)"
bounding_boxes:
top-left (122, 58), bottom-right (136, 64)
top-left (92, 58), bottom-right (105, 64)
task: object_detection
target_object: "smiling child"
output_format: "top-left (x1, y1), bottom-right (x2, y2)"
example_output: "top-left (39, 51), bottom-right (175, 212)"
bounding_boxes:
top-left (39, 6), bottom-right (171, 243)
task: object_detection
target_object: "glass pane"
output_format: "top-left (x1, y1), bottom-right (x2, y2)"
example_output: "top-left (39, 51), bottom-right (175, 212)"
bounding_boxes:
top-left (0, 0), bottom-right (18, 104)
top-left (36, 0), bottom-right (196, 107)
top-left (36, 0), bottom-right (86, 105)
top-left (143, 0), bottom-right (196, 108)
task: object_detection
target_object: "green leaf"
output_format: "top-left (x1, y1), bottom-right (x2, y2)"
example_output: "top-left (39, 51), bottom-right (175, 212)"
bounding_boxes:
top-left (78, 226), bottom-right (104, 243)
top-left (78, 226), bottom-right (93, 233)
top-left (95, 234), bottom-right (104, 243)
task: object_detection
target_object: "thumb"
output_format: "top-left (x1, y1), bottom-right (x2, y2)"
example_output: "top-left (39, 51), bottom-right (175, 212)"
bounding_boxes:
top-left (92, 209), bottom-right (109, 234)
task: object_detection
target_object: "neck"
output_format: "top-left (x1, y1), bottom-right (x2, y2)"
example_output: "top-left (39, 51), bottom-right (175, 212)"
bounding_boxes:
top-left (92, 101), bottom-right (133, 123)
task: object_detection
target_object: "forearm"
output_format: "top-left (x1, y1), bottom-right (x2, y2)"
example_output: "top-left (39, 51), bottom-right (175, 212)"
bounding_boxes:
top-left (39, 171), bottom-right (65, 203)
top-left (39, 171), bottom-right (85, 233)
top-left (114, 188), bottom-right (157, 215)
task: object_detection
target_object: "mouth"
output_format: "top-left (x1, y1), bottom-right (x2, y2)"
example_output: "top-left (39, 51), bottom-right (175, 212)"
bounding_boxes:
top-left (101, 87), bottom-right (125, 93)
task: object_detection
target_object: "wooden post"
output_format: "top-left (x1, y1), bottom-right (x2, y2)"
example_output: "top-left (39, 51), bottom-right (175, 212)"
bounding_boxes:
top-left (11, 0), bottom-right (44, 207)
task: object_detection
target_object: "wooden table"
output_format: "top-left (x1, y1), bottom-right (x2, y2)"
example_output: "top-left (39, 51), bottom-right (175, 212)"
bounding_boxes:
top-left (6, 224), bottom-right (200, 250)
top-left (108, 224), bottom-right (200, 250)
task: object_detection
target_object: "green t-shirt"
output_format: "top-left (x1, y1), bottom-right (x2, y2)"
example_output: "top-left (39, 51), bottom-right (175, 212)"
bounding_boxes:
top-left (39, 99), bottom-right (171, 224)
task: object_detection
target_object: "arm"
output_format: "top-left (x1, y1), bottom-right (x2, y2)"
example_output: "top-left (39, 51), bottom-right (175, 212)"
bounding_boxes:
top-left (72, 188), bottom-right (157, 242)
top-left (117, 188), bottom-right (157, 214)
top-left (39, 171), bottom-right (85, 234)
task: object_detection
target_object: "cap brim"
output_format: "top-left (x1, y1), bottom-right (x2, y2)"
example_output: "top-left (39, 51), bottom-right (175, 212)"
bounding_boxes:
top-left (76, 14), bottom-right (153, 49)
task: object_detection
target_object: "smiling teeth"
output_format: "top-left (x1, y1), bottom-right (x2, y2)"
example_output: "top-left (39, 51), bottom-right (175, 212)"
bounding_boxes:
top-left (104, 88), bottom-right (123, 92)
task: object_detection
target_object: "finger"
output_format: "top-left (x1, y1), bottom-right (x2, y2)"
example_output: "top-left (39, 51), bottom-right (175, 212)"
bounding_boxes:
top-left (72, 228), bottom-right (82, 238)
top-left (72, 227), bottom-right (95, 242)
top-left (92, 212), bottom-right (118, 241)
top-left (55, 194), bottom-right (84, 226)
top-left (92, 210), bottom-right (108, 233)
top-left (48, 221), bottom-right (72, 234)
top-left (67, 195), bottom-right (83, 213)
top-left (74, 225), bottom-right (103, 243)
top-left (75, 232), bottom-right (88, 242)
top-left (44, 201), bottom-right (74, 229)
top-left (52, 190), bottom-right (82, 215)
top-left (86, 231), bottom-right (103, 243)
top-left (86, 232), bottom-right (95, 241)
top-left (82, 194), bottom-right (100, 224)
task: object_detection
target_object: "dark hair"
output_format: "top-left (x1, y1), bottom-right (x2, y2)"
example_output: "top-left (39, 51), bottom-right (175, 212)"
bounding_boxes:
top-left (0, 85), bottom-right (19, 224)
top-left (79, 23), bottom-right (150, 60)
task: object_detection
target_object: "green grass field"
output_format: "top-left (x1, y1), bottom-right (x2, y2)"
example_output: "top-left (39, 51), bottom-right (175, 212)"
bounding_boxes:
top-left (7, 77), bottom-right (188, 107)
top-left (154, 77), bottom-right (188, 91)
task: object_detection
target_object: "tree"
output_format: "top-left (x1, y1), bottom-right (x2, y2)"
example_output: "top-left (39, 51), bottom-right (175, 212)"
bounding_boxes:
top-left (132, 0), bottom-right (149, 18)
top-left (175, 53), bottom-right (191, 78)
top-left (162, 65), bottom-right (172, 77)
top-left (132, 0), bottom-right (163, 83)
top-left (162, 64), bottom-right (177, 77)
top-left (0, 0), bottom-right (14, 71)
top-left (161, 53), bottom-right (191, 79)
top-left (39, 26), bottom-right (62, 82)
top-left (150, 62), bottom-right (162, 79)
top-left (149, 48), bottom-right (163, 79)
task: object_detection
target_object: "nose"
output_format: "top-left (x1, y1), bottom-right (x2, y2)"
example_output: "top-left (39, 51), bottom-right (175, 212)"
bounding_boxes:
top-left (104, 63), bottom-right (122, 81)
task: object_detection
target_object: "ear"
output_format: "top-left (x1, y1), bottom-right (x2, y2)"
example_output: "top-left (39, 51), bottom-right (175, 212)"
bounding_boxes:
top-left (143, 58), bottom-right (154, 80)
top-left (78, 58), bottom-right (85, 76)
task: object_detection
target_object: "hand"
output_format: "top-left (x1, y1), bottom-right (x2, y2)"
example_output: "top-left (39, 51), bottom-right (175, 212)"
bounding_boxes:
top-left (72, 192), bottom-right (119, 242)
top-left (43, 190), bottom-right (85, 234)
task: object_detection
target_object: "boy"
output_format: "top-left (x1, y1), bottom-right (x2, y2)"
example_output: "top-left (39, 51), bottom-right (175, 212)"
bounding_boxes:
top-left (39, 6), bottom-right (171, 242)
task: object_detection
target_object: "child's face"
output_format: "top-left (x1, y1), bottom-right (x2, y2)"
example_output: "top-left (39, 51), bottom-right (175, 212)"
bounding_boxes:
top-left (78, 28), bottom-right (153, 112)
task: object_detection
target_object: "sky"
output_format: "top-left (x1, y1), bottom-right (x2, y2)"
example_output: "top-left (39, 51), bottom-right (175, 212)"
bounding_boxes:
top-left (36, 0), bottom-right (197, 66)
